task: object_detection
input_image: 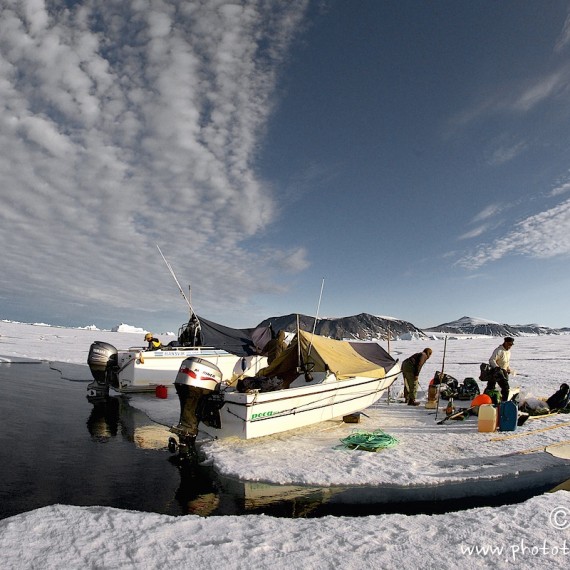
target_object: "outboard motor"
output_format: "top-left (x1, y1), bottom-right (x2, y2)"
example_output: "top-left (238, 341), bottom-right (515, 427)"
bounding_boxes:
top-left (176, 357), bottom-right (223, 391)
top-left (169, 357), bottom-right (222, 459)
top-left (87, 341), bottom-right (118, 401)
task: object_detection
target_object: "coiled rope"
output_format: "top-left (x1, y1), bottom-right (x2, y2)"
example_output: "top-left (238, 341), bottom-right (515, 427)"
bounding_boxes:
top-left (340, 429), bottom-right (399, 452)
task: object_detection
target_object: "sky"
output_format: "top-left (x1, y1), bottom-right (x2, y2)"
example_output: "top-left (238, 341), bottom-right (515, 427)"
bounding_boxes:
top-left (1, 321), bottom-right (570, 568)
top-left (1, 1), bottom-right (570, 333)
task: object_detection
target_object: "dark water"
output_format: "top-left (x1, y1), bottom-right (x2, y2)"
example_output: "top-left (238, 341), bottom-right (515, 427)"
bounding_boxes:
top-left (1, 362), bottom-right (569, 520)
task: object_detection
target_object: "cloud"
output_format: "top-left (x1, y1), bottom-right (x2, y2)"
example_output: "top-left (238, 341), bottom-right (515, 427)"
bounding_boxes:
top-left (458, 204), bottom-right (504, 240)
top-left (457, 198), bottom-right (570, 269)
top-left (0, 0), bottom-right (310, 326)
top-left (447, 63), bottom-right (570, 134)
top-left (554, 8), bottom-right (570, 53)
top-left (486, 140), bottom-right (528, 166)
top-left (458, 224), bottom-right (489, 240)
top-left (272, 247), bottom-right (310, 273)
top-left (471, 204), bottom-right (503, 223)
top-left (550, 180), bottom-right (570, 197)
top-left (511, 68), bottom-right (569, 112)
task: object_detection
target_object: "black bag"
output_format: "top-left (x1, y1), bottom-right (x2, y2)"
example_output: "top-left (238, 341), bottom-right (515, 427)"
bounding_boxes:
top-left (433, 371), bottom-right (457, 386)
top-left (441, 379), bottom-right (459, 399)
top-left (479, 363), bottom-right (494, 383)
top-left (456, 377), bottom-right (480, 400)
top-left (546, 383), bottom-right (570, 411)
top-left (236, 376), bottom-right (285, 393)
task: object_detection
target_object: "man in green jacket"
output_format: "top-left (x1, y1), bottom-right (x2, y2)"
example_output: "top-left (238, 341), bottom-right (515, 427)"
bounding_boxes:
top-left (402, 348), bottom-right (432, 406)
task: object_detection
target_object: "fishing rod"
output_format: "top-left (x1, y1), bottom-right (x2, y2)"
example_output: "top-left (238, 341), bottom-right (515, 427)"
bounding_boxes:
top-left (156, 244), bottom-right (197, 319)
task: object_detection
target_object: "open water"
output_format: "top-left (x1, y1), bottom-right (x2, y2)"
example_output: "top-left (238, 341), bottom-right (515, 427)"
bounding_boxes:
top-left (0, 362), bottom-right (568, 520)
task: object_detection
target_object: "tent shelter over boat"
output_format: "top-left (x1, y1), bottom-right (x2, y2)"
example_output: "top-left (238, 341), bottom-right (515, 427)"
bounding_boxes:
top-left (258, 328), bottom-right (398, 386)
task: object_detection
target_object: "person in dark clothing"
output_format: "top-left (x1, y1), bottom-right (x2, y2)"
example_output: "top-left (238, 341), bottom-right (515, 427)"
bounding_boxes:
top-left (401, 348), bottom-right (432, 406)
top-left (263, 330), bottom-right (287, 364)
top-left (178, 314), bottom-right (202, 346)
top-left (546, 383), bottom-right (570, 411)
top-left (173, 383), bottom-right (211, 456)
top-left (144, 332), bottom-right (162, 351)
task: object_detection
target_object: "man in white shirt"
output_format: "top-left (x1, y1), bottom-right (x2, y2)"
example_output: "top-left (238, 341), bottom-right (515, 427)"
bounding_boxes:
top-left (486, 336), bottom-right (514, 402)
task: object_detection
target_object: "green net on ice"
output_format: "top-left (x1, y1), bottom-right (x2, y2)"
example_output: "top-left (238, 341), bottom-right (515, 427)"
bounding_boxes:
top-left (340, 429), bottom-right (399, 452)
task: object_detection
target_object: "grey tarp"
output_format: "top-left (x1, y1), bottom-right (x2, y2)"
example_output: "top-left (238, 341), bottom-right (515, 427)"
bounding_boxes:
top-left (187, 316), bottom-right (272, 357)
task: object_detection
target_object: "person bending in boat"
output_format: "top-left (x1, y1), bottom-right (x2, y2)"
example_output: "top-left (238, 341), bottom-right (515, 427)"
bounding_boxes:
top-left (263, 329), bottom-right (287, 364)
top-left (144, 332), bottom-right (162, 351)
top-left (486, 336), bottom-right (514, 403)
top-left (401, 348), bottom-right (432, 406)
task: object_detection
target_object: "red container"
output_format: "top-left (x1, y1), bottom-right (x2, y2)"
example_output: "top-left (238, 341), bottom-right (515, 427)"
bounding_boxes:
top-left (155, 385), bottom-right (168, 399)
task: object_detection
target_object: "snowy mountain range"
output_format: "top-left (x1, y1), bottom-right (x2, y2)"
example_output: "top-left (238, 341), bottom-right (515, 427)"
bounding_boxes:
top-left (258, 313), bottom-right (432, 340)
top-left (257, 313), bottom-right (570, 340)
top-left (425, 316), bottom-right (570, 337)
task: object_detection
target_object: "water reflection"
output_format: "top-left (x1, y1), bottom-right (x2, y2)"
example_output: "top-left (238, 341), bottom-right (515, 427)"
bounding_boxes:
top-left (170, 458), bottom-right (222, 516)
top-left (2, 361), bottom-right (568, 521)
top-left (85, 395), bottom-right (224, 516)
top-left (84, 393), bottom-right (347, 517)
top-left (86, 394), bottom-right (172, 449)
top-left (87, 397), bottom-right (121, 440)
top-left (84, 392), bottom-right (570, 518)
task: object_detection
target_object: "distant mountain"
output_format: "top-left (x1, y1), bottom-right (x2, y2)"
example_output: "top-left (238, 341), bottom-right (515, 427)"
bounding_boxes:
top-left (425, 316), bottom-right (567, 336)
top-left (257, 313), bottom-right (426, 340)
top-left (255, 314), bottom-right (568, 340)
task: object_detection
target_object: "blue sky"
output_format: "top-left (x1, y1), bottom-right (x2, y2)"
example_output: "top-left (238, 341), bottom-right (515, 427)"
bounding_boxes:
top-left (1, 0), bottom-right (570, 332)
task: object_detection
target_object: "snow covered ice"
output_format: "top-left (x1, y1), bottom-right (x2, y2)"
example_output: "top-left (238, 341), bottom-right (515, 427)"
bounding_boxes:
top-left (1, 320), bottom-right (570, 569)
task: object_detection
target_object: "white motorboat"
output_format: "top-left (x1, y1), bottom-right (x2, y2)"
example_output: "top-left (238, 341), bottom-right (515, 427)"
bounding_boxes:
top-left (171, 329), bottom-right (401, 441)
top-left (87, 316), bottom-right (271, 397)
top-left (110, 346), bottom-right (267, 393)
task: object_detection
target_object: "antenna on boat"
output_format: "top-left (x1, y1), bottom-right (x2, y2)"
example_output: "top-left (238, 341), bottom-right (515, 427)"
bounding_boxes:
top-left (434, 334), bottom-right (448, 422)
top-left (156, 244), bottom-right (196, 319)
top-left (307, 277), bottom-right (325, 358)
top-left (296, 313), bottom-right (301, 371)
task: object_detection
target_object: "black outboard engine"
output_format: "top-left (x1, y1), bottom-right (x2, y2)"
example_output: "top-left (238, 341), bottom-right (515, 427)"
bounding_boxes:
top-left (87, 341), bottom-right (118, 401)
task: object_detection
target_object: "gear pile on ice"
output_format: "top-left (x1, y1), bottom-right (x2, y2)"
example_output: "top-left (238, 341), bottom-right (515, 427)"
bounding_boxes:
top-left (440, 377), bottom-right (480, 401)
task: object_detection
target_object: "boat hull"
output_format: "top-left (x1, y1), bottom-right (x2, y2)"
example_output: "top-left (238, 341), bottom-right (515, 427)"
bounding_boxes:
top-left (199, 363), bottom-right (401, 440)
top-left (113, 348), bottom-right (267, 393)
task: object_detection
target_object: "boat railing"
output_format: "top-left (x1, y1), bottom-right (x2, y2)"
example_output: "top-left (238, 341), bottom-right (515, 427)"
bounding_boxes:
top-left (125, 345), bottom-right (219, 352)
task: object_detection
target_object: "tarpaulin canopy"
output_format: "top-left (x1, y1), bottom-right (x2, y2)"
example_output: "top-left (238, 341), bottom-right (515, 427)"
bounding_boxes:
top-left (179, 316), bottom-right (272, 357)
top-left (259, 330), bottom-right (397, 381)
top-left (347, 340), bottom-right (396, 371)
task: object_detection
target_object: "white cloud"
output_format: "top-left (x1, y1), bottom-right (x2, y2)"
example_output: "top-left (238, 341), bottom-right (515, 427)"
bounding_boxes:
top-left (471, 203), bottom-right (502, 223)
top-left (511, 69), bottom-right (568, 112)
top-left (0, 0), bottom-right (310, 326)
top-left (486, 140), bottom-right (528, 165)
top-left (554, 8), bottom-right (570, 53)
top-left (458, 224), bottom-right (489, 240)
top-left (457, 198), bottom-right (570, 269)
top-left (447, 63), bottom-right (570, 134)
top-left (458, 203), bottom-right (504, 240)
top-left (550, 180), bottom-right (570, 197)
